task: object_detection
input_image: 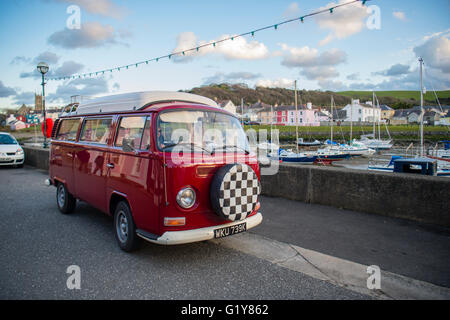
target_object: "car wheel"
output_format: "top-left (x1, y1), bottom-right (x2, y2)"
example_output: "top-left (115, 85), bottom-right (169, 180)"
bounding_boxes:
top-left (114, 201), bottom-right (140, 252)
top-left (56, 182), bottom-right (76, 214)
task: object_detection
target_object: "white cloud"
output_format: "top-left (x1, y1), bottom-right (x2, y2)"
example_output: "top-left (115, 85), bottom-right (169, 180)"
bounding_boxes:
top-left (47, 77), bottom-right (110, 103)
top-left (302, 66), bottom-right (340, 80)
top-left (33, 51), bottom-right (60, 65)
top-left (203, 72), bottom-right (262, 85)
top-left (314, 0), bottom-right (369, 45)
top-left (48, 22), bottom-right (130, 49)
top-left (0, 81), bottom-right (17, 98)
top-left (172, 32), bottom-right (269, 62)
top-left (54, 0), bottom-right (127, 19)
top-left (414, 35), bottom-right (450, 73)
top-left (283, 2), bottom-right (300, 18)
top-left (280, 45), bottom-right (347, 68)
top-left (279, 44), bottom-right (346, 80)
top-left (346, 73), bottom-right (360, 81)
top-left (373, 64), bottom-right (412, 77)
top-left (392, 11), bottom-right (406, 21)
top-left (256, 78), bottom-right (295, 89)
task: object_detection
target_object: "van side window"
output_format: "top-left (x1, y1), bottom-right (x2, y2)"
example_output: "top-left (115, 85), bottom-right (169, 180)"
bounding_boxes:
top-left (56, 119), bottom-right (80, 141)
top-left (80, 118), bottom-right (112, 144)
top-left (115, 116), bottom-right (147, 149)
top-left (140, 116), bottom-right (152, 150)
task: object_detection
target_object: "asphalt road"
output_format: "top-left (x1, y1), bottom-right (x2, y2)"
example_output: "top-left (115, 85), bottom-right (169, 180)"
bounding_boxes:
top-left (256, 196), bottom-right (450, 288)
top-left (0, 166), bottom-right (369, 300)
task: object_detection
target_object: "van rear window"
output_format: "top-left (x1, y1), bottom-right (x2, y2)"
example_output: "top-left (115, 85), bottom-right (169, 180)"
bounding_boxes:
top-left (80, 118), bottom-right (112, 144)
top-left (56, 119), bottom-right (80, 141)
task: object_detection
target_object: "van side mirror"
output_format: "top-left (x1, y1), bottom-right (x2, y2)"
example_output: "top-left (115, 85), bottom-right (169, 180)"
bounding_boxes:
top-left (122, 138), bottom-right (136, 153)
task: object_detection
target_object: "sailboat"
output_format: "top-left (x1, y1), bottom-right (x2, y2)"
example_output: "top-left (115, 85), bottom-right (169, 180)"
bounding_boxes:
top-left (356, 92), bottom-right (393, 151)
top-left (276, 80), bottom-right (319, 164)
top-left (323, 98), bottom-right (376, 158)
top-left (297, 138), bottom-right (322, 147)
top-left (313, 96), bottom-right (351, 164)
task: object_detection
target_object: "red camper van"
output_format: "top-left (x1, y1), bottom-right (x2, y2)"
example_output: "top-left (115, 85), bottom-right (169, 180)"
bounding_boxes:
top-left (48, 91), bottom-right (262, 251)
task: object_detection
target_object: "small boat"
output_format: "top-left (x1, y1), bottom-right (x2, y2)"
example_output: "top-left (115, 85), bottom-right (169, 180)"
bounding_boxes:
top-left (297, 138), bottom-right (323, 147)
top-left (273, 149), bottom-right (318, 164)
top-left (324, 139), bottom-right (376, 157)
top-left (356, 136), bottom-right (393, 151)
top-left (314, 147), bottom-right (351, 164)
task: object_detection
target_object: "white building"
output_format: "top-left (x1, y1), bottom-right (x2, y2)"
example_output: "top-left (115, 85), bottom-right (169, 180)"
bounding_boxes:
top-left (342, 99), bottom-right (381, 122)
top-left (218, 100), bottom-right (237, 115)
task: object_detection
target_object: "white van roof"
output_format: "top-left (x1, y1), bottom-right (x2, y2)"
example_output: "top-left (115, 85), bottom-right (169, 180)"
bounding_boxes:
top-left (64, 91), bottom-right (219, 116)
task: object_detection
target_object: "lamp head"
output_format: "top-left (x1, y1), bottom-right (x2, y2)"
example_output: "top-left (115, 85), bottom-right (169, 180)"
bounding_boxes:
top-left (37, 62), bottom-right (49, 75)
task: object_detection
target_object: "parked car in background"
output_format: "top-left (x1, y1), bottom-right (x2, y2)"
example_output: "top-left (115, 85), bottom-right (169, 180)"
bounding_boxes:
top-left (0, 132), bottom-right (25, 168)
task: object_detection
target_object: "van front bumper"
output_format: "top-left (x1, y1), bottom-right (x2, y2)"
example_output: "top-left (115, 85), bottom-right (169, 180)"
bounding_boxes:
top-left (138, 212), bottom-right (263, 245)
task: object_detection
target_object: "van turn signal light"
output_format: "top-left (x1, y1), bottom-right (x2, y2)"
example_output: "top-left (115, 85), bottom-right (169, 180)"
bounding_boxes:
top-left (164, 217), bottom-right (186, 227)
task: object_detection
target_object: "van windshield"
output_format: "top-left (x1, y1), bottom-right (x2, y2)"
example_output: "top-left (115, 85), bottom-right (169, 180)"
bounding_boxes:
top-left (156, 110), bottom-right (249, 153)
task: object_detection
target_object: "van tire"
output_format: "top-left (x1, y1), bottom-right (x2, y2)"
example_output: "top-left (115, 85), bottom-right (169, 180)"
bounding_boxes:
top-left (113, 201), bottom-right (140, 252)
top-left (56, 182), bottom-right (76, 214)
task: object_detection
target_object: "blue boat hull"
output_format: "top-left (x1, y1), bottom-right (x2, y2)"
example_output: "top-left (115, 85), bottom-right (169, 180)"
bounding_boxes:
top-left (279, 156), bottom-right (318, 163)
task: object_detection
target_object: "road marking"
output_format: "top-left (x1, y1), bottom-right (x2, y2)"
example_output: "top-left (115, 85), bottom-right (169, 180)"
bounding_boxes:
top-left (211, 232), bottom-right (450, 300)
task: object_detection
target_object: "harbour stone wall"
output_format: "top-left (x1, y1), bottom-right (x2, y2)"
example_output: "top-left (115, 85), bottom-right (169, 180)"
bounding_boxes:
top-left (260, 163), bottom-right (450, 228)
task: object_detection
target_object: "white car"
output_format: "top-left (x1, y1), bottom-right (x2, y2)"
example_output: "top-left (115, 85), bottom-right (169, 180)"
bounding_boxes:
top-left (0, 132), bottom-right (25, 167)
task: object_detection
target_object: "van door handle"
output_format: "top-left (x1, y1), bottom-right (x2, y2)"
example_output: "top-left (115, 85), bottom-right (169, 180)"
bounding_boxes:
top-left (106, 163), bottom-right (115, 169)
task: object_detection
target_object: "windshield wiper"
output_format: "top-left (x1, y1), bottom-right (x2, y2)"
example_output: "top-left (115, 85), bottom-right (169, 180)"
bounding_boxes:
top-left (212, 145), bottom-right (250, 155)
top-left (162, 142), bottom-right (213, 154)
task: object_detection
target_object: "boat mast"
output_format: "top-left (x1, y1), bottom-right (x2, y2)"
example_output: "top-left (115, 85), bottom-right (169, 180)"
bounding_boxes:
top-left (350, 98), bottom-right (353, 145)
top-left (241, 98), bottom-right (244, 127)
top-left (376, 96), bottom-right (381, 140)
top-left (330, 96), bottom-right (334, 145)
top-left (294, 80), bottom-right (299, 153)
top-left (372, 91), bottom-right (376, 138)
top-left (419, 57), bottom-right (424, 157)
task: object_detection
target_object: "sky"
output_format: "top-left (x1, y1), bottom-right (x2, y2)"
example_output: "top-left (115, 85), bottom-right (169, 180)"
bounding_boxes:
top-left (0, 0), bottom-right (449, 109)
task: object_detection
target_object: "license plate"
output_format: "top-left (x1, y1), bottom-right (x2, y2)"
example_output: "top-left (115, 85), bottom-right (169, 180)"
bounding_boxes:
top-left (214, 222), bottom-right (247, 239)
top-left (0, 158), bottom-right (9, 161)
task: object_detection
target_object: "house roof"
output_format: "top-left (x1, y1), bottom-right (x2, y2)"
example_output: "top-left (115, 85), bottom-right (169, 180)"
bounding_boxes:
top-left (250, 102), bottom-right (272, 110)
top-left (393, 110), bottom-right (409, 118)
top-left (218, 100), bottom-right (233, 108)
top-left (380, 105), bottom-right (393, 111)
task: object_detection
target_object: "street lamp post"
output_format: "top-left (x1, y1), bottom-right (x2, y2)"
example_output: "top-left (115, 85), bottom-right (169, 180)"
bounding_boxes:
top-left (37, 62), bottom-right (49, 148)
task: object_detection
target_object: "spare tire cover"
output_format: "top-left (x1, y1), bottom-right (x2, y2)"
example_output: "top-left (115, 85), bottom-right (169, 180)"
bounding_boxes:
top-left (210, 163), bottom-right (261, 221)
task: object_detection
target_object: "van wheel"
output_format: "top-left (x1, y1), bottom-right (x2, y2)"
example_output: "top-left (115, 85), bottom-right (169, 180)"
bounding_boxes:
top-left (114, 201), bottom-right (140, 252)
top-left (56, 182), bottom-right (76, 214)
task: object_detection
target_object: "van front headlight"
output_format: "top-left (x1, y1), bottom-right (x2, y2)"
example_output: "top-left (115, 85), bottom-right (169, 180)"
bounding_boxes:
top-left (176, 187), bottom-right (196, 209)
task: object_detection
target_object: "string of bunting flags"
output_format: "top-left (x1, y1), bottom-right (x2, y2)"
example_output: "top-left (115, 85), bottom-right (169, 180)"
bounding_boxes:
top-left (48, 0), bottom-right (371, 81)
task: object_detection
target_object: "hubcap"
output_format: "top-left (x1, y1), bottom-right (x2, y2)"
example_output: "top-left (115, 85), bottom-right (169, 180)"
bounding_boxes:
top-left (57, 185), bottom-right (65, 208)
top-left (116, 211), bottom-right (128, 243)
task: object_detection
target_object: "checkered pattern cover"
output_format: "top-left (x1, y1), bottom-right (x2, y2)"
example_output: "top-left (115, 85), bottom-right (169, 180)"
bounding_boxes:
top-left (217, 164), bottom-right (260, 221)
